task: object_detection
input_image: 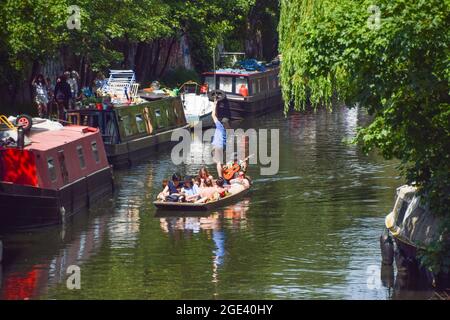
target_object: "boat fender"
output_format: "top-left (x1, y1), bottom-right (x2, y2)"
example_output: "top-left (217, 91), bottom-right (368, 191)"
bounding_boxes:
top-left (380, 228), bottom-right (394, 265)
top-left (208, 90), bottom-right (226, 102)
top-left (17, 126), bottom-right (25, 149)
top-left (60, 206), bottom-right (66, 224)
top-left (239, 84), bottom-right (249, 97)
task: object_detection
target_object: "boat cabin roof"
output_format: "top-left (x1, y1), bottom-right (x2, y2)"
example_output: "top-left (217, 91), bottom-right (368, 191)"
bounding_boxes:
top-left (25, 125), bottom-right (99, 152)
top-left (202, 66), bottom-right (279, 78)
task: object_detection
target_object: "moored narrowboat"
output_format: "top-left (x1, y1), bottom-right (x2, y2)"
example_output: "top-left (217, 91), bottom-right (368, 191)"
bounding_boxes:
top-left (66, 98), bottom-right (189, 168)
top-left (0, 116), bottom-right (113, 228)
top-left (67, 70), bottom-right (189, 168)
top-left (384, 185), bottom-right (449, 287)
top-left (202, 57), bottom-right (282, 121)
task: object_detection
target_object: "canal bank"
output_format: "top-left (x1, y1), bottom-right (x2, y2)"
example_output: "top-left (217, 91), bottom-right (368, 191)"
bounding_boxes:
top-left (0, 107), bottom-right (436, 299)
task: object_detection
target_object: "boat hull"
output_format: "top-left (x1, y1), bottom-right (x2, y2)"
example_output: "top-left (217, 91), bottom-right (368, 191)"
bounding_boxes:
top-left (105, 124), bottom-right (190, 168)
top-left (0, 166), bottom-right (113, 229)
top-left (154, 188), bottom-right (250, 211)
top-left (218, 90), bottom-right (282, 121)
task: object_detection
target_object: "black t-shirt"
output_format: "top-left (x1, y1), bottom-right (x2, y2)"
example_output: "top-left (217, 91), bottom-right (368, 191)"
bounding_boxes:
top-left (168, 181), bottom-right (184, 194)
top-left (54, 82), bottom-right (72, 102)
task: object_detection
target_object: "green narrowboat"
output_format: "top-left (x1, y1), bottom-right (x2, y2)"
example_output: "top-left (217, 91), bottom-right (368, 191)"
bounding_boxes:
top-left (66, 97), bottom-right (189, 168)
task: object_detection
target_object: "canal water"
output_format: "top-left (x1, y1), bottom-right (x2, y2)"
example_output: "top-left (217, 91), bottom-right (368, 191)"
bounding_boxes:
top-left (0, 107), bottom-right (433, 299)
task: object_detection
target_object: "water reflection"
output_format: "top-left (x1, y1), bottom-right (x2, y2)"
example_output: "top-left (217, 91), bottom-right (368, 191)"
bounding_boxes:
top-left (0, 205), bottom-right (111, 299)
top-left (0, 107), bottom-right (436, 299)
top-left (156, 198), bottom-right (250, 297)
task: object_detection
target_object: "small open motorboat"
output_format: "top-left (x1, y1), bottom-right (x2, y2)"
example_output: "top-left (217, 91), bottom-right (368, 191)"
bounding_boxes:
top-left (153, 186), bottom-right (250, 211)
top-left (179, 81), bottom-right (214, 128)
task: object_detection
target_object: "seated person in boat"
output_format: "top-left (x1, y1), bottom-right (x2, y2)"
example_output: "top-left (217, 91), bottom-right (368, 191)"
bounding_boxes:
top-left (180, 176), bottom-right (201, 202)
top-left (196, 177), bottom-right (229, 203)
top-left (159, 173), bottom-right (183, 202)
top-left (215, 177), bottom-right (229, 198)
top-left (227, 171), bottom-right (251, 195)
top-left (197, 167), bottom-right (213, 188)
top-left (157, 179), bottom-right (169, 201)
top-left (196, 178), bottom-right (218, 203)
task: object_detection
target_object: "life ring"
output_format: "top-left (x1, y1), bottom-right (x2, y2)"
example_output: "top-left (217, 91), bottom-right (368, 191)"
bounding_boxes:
top-left (207, 89), bottom-right (226, 102)
top-left (15, 114), bottom-right (33, 132)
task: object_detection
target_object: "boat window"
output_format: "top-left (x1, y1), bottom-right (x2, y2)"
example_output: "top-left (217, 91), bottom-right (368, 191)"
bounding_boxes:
top-left (155, 109), bottom-right (163, 128)
top-left (205, 76), bottom-right (215, 91)
top-left (91, 141), bottom-right (100, 163)
top-left (235, 77), bottom-right (248, 94)
top-left (270, 75), bottom-right (278, 89)
top-left (57, 150), bottom-right (69, 184)
top-left (251, 80), bottom-right (258, 94)
top-left (122, 115), bottom-right (133, 136)
top-left (219, 77), bottom-right (233, 92)
top-left (77, 146), bottom-right (86, 169)
top-left (135, 114), bottom-right (146, 133)
top-left (47, 157), bottom-right (57, 182)
top-left (258, 78), bottom-right (264, 92)
top-left (397, 200), bottom-right (409, 227)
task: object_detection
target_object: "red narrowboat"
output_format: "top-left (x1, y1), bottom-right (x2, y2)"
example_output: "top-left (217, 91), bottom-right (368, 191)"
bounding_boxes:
top-left (0, 117), bottom-right (113, 228)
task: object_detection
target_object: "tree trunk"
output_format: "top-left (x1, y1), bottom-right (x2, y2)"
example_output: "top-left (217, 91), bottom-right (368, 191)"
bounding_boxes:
top-left (158, 37), bottom-right (177, 78)
top-left (29, 60), bottom-right (40, 102)
top-left (150, 39), bottom-right (162, 78)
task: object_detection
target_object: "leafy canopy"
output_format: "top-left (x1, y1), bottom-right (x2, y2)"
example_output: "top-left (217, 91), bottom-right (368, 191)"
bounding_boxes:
top-left (279, 0), bottom-right (450, 273)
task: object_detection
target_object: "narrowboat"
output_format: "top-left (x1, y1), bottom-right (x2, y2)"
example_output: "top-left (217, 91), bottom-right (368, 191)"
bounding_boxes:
top-left (0, 116), bottom-right (113, 228)
top-left (383, 185), bottom-right (449, 287)
top-left (202, 57), bottom-right (282, 121)
top-left (67, 98), bottom-right (189, 168)
top-left (67, 71), bottom-right (189, 168)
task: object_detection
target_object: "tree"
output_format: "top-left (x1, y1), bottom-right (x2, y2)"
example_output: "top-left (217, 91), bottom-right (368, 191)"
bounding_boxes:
top-left (279, 0), bottom-right (450, 275)
top-left (0, 0), bottom-right (256, 105)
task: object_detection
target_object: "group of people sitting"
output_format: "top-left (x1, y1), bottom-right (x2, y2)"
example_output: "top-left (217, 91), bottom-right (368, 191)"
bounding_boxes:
top-left (157, 167), bottom-right (251, 203)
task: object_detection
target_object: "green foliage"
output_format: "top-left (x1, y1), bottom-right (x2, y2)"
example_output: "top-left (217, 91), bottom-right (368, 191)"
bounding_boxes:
top-left (0, 0), bottom-right (254, 82)
top-left (418, 219), bottom-right (450, 276)
top-left (160, 67), bottom-right (200, 88)
top-left (279, 0), bottom-right (450, 274)
top-left (179, 0), bottom-right (255, 70)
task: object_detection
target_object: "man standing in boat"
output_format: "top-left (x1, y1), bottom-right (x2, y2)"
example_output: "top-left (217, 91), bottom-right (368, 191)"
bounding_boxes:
top-left (211, 99), bottom-right (229, 178)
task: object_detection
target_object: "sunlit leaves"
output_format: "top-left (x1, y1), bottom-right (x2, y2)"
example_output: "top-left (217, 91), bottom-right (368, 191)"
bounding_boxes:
top-left (279, 0), bottom-right (450, 273)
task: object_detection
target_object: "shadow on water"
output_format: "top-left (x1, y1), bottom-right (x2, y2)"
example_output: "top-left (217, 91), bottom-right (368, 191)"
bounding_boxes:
top-left (0, 106), bottom-right (436, 299)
